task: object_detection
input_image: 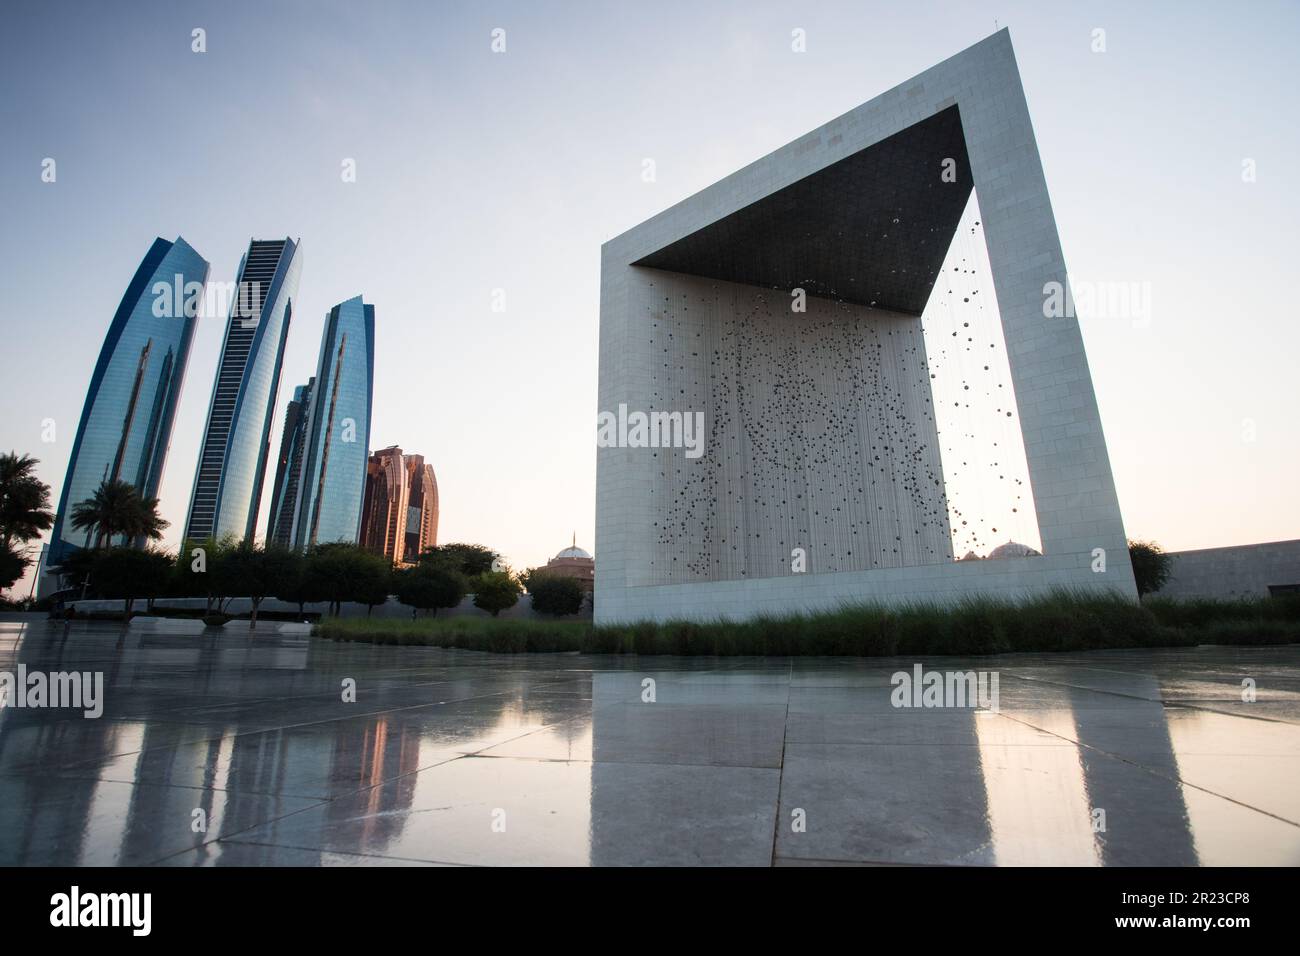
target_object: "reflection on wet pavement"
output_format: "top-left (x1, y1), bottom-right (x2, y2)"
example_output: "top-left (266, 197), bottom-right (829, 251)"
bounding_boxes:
top-left (1, 617), bottom-right (1298, 866)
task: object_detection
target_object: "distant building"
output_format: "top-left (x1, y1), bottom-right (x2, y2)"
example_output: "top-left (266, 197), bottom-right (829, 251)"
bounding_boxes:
top-left (1153, 540), bottom-right (1300, 600)
top-left (986, 541), bottom-right (1041, 560)
top-left (44, 236), bottom-right (209, 592)
top-left (185, 237), bottom-right (301, 543)
top-left (960, 541), bottom-right (1041, 561)
top-left (359, 446), bottom-right (438, 566)
top-left (266, 379), bottom-right (314, 547)
top-left (287, 296), bottom-right (375, 548)
top-left (540, 537), bottom-right (594, 591)
top-left (360, 446), bottom-right (408, 563)
top-left (403, 454), bottom-right (439, 562)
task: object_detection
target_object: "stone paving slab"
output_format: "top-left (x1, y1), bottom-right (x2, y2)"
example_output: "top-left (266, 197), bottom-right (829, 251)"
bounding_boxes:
top-left (2, 619), bottom-right (1298, 866)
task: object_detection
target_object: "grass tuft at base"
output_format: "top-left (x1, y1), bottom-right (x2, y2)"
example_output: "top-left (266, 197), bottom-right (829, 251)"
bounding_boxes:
top-left (315, 593), bottom-right (1300, 656)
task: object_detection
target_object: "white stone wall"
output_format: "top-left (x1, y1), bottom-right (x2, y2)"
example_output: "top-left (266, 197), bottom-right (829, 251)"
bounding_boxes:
top-left (1155, 540), bottom-right (1300, 600)
top-left (596, 552), bottom-right (1130, 623)
top-left (632, 270), bottom-right (950, 586)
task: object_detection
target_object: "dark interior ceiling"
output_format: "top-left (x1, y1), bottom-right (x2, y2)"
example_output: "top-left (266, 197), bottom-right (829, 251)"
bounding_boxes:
top-left (632, 105), bottom-right (974, 315)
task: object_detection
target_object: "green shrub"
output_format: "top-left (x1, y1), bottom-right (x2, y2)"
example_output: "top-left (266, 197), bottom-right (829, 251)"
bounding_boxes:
top-left (395, 564), bottom-right (467, 618)
top-left (314, 592), bottom-right (1298, 656)
top-left (1145, 594), bottom-right (1300, 628)
top-left (317, 614), bottom-right (586, 652)
top-left (528, 574), bottom-right (585, 616)
top-left (1129, 540), bottom-right (1173, 596)
top-left (472, 571), bottom-right (521, 617)
top-left (1187, 619), bottom-right (1300, 646)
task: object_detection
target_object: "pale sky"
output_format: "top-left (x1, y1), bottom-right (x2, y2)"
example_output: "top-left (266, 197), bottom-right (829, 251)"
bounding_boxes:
top-left (2, 0), bottom-right (1297, 597)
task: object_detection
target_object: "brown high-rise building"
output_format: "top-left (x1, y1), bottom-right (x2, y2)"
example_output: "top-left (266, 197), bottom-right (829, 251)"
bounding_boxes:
top-left (360, 446), bottom-right (438, 566)
top-left (404, 454), bottom-right (438, 563)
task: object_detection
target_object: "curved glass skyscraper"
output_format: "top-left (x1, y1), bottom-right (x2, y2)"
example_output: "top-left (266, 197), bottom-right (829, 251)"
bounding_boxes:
top-left (289, 296), bottom-right (375, 548)
top-left (184, 237), bottom-right (301, 543)
top-left (266, 378), bottom-right (314, 547)
top-left (46, 236), bottom-right (209, 570)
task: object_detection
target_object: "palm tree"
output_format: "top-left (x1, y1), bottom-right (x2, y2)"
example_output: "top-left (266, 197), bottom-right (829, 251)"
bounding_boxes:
top-left (0, 452), bottom-right (54, 551)
top-left (69, 478), bottom-right (168, 549)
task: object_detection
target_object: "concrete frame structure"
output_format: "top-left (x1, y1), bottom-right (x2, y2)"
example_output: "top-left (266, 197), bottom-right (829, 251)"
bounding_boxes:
top-left (596, 30), bottom-right (1136, 623)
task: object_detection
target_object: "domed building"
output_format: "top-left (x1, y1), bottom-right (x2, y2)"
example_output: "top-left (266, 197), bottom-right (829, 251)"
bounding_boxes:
top-left (986, 541), bottom-right (1041, 560)
top-left (541, 536), bottom-right (595, 591)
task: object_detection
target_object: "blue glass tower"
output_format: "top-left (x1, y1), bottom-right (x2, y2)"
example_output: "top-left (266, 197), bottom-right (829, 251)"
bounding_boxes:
top-left (46, 236), bottom-right (210, 572)
top-left (266, 378), bottom-right (314, 547)
top-left (184, 237), bottom-right (301, 543)
top-left (289, 296), bottom-right (375, 548)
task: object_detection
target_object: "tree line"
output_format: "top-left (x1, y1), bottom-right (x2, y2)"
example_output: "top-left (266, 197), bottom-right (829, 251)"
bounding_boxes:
top-left (1, 454), bottom-right (586, 622)
top-left (61, 539), bottom-right (589, 625)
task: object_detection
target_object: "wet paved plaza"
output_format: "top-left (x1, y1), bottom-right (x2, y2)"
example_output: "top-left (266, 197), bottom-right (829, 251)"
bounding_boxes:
top-left (1, 616), bottom-right (1298, 866)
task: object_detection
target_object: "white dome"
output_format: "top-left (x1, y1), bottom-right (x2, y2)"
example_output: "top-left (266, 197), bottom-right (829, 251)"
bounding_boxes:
top-left (987, 541), bottom-right (1040, 560)
top-left (554, 545), bottom-right (592, 560)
